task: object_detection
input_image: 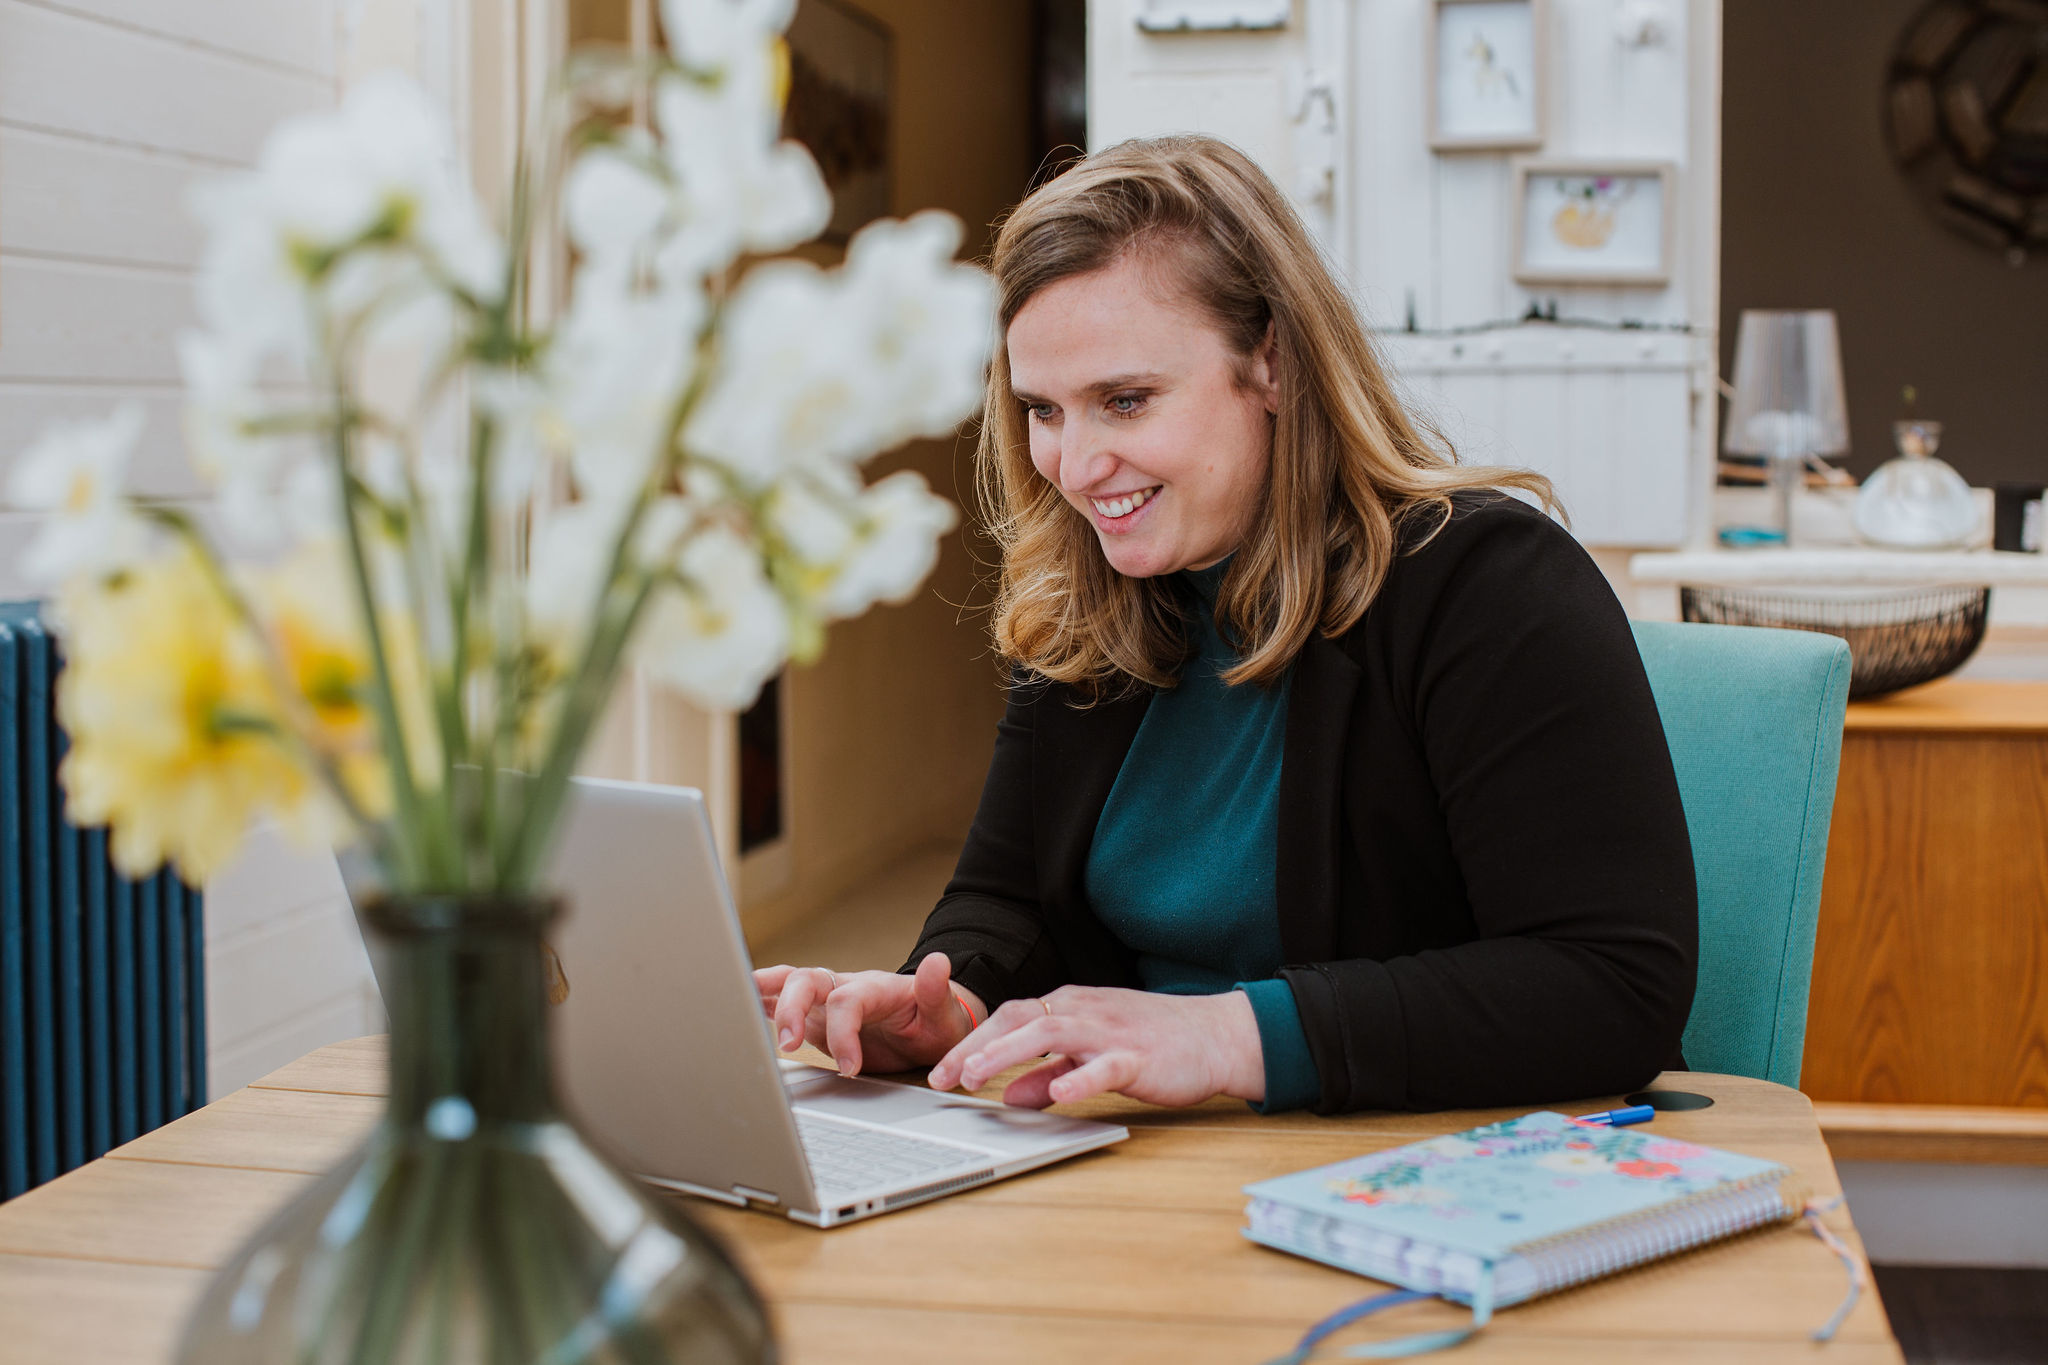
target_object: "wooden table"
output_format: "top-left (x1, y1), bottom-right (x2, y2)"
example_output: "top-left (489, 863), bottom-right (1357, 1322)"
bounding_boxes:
top-left (0, 1037), bottom-right (1901, 1363)
top-left (1805, 679), bottom-right (2048, 1133)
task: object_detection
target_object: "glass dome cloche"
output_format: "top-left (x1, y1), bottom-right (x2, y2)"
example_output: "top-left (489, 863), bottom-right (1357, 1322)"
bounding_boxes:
top-left (1854, 398), bottom-right (1979, 550)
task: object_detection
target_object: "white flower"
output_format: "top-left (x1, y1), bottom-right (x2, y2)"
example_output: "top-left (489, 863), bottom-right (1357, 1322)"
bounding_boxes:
top-left (542, 271), bottom-right (706, 500)
top-left (7, 404), bottom-right (154, 585)
top-left (660, 0), bottom-right (795, 73)
top-left (189, 72), bottom-right (504, 369)
top-left (651, 70), bottom-right (829, 283)
top-left (564, 133), bottom-right (673, 267)
top-left (178, 332), bottom-right (305, 549)
top-left (813, 471), bottom-right (957, 620)
top-left (635, 523), bottom-right (789, 710)
top-left (526, 495), bottom-right (635, 668)
top-left (684, 212), bottom-right (993, 484)
top-left (685, 259), bottom-right (857, 482)
top-left (766, 464), bottom-right (859, 566)
top-left (839, 213), bottom-right (998, 445)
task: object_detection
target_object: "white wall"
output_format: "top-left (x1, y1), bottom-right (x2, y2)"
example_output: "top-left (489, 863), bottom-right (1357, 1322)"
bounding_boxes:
top-left (0, 0), bottom-right (485, 1098)
top-left (1086, 0), bottom-right (1723, 552)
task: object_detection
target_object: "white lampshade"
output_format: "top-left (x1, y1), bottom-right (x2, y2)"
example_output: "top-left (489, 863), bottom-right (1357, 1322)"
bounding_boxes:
top-left (1723, 310), bottom-right (1850, 459)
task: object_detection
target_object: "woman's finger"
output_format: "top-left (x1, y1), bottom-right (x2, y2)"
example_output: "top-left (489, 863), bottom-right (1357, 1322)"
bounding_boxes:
top-left (822, 977), bottom-right (882, 1077)
top-left (927, 995), bottom-right (1036, 1090)
top-left (772, 967), bottom-right (833, 1052)
top-left (910, 952), bottom-right (958, 1035)
top-left (957, 1014), bottom-right (1082, 1091)
top-left (753, 964), bottom-right (796, 1017)
top-left (996, 1054), bottom-right (1079, 1109)
top-left (1039, 1049), bottom-right (1142, 1105)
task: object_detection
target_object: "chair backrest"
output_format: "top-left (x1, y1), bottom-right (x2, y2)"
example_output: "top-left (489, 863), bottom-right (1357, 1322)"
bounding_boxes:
top-left (1630, 620), bottom-right (1852, 1088)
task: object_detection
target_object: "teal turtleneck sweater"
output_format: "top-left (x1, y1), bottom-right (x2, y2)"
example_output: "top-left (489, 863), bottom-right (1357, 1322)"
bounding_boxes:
top-left (1080, 561), bottom-right (1321, 1112)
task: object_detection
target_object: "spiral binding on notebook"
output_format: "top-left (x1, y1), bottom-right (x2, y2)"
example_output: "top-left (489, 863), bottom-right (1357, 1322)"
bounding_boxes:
top-left (1515, 1177), bottom-right (1802, 1296)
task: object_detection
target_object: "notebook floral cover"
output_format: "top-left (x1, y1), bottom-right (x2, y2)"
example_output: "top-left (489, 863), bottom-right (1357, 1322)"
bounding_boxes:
top-left (1244, 1111), bottom-right (1791, 1261)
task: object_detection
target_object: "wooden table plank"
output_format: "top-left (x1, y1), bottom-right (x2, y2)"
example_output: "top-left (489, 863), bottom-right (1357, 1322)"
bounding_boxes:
top-left (0, 1159), bottom-right (316, 1268)
top-left (775, 1302), bottom-right (1909, 1365)
top-left (0, 1254), bottom-right (209, 1361)
top-left (1843, 679), bottom-right (2048, 733)
top-left (0, 1037), bottom-right (1900, 1363)
top-left (690, 1196), bottom-right (1890, 1344)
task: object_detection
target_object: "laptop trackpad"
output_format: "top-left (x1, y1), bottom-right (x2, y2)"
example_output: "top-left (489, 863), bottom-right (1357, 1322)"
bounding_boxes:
top-left (892, 1103), bottom-right (1114, 1155)
top-left (785, 1066), bottom-right (1120, 1156)
top-left (783, 1067), bottom-right (960, 1123)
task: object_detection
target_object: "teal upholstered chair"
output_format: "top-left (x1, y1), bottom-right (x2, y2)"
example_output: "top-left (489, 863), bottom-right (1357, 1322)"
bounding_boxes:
top-left (1630, 620), bottom-right (1853, 1089)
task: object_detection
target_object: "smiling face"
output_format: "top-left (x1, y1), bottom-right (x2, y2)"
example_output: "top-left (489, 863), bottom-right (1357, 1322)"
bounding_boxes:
top-left (1005, 250), bottom-right (1279, 578)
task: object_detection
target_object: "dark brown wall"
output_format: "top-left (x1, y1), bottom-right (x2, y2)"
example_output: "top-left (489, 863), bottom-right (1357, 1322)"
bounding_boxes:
top-left (1721, 1), bottom-right (2048, 484)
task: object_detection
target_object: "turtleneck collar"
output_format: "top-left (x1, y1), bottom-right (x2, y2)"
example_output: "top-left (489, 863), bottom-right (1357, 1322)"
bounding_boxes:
top-left (1181, 555), bottom-right (1232, 607)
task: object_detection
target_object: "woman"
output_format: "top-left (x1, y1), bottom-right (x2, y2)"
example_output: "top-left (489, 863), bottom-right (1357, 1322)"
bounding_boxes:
top-left (754, 135), bottom-right (1696, 1115)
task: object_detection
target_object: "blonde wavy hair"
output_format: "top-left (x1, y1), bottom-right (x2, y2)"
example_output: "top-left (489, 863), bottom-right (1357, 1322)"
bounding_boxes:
top-left (980, 134), bottom-right (1557, 696)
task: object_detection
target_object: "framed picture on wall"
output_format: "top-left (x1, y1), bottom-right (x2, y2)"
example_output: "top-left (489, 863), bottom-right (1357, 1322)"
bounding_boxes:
top-left (1428, 0), bottom-right (1546, 152)
top-left (783, 0), bottom-right (892, 241)
top-left (1511, 160), bottom-right (1675, 286)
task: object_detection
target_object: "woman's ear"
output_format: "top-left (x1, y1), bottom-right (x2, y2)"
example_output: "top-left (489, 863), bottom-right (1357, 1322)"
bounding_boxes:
top-left (1252, 322), bottom-right (1281, 415)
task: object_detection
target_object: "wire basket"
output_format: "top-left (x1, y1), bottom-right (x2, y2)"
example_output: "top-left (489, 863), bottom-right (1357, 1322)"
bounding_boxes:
top-left (1678, 584), bottom-right (1991, 699)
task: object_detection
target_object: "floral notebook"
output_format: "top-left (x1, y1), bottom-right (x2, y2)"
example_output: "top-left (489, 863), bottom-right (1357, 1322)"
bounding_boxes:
top-left (1243, 1111), bottom-right (1800, 1309)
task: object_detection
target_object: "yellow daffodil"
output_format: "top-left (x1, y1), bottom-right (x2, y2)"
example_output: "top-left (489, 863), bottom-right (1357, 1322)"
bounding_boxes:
top-left (259, 539), bottom-right (440, 825)
top-left (54, 548), bottom-right (317, 883)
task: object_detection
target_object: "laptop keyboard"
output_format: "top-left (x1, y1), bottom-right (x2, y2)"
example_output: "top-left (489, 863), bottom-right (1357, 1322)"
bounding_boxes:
top-left (793, 1111), bottom-right (983, 1194)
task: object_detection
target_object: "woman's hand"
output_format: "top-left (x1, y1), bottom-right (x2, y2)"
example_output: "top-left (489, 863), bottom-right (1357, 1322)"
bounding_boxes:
top-left (752, 952), bottom-right (984, 1078)
top-left (926, 985), bottom-right (1266, 1108)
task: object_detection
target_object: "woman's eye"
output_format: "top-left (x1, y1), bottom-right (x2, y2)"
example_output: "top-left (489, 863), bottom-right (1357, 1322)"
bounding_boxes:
top-left (1108, 394), bottom-right (1146, 416)
top-left (1025, 403), bottom-right (1056, 423)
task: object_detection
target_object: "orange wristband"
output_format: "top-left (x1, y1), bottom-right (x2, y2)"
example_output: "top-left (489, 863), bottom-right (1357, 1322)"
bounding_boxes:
top-left (949, 983), bottom-right (983, 1031)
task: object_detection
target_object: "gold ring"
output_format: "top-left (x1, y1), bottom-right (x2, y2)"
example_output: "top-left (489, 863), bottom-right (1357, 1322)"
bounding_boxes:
top-left (1039, 998), bottom-right (1054, 1018)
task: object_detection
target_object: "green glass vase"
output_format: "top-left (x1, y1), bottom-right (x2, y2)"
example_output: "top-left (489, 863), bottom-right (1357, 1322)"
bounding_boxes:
top-left (175, 894), bottom-right (774, 1364)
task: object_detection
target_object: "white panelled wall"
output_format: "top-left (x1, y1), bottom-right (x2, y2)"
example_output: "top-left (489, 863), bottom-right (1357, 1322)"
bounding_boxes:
top-left (0, 0), bottom-right (480, 1098)
top-left (1089, 0), bottom-right (1722, 555)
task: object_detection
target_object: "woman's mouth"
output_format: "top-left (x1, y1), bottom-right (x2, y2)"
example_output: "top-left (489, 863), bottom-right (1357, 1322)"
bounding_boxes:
top-left (1089, 486), bottom-right (1160, 528)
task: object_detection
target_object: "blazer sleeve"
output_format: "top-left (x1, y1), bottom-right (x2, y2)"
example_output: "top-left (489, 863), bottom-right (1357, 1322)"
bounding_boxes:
top-left (898, 678), bottom-right (1072, 1009)
top-left (1282, 500), bottom-right (1699, 1112)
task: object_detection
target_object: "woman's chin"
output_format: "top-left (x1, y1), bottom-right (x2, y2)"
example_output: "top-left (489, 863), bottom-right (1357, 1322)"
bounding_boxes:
top-left (1097, 535), bottom-right (1180, 579)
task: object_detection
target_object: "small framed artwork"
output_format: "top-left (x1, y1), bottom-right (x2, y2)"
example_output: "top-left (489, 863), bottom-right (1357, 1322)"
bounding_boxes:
top-left (1428, 0), bottom-right (1547, 152)
top-left (1512, 160), bottom-right (1676, 286)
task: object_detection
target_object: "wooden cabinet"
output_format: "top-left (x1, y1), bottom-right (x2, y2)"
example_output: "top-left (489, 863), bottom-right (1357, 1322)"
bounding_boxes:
top-left (1803, 680), bottom-right (2048, 1111)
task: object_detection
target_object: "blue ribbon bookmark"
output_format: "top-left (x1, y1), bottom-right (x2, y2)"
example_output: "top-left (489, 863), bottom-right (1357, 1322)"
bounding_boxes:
top-left (1264, 1268), bottom-right (1498, 1363)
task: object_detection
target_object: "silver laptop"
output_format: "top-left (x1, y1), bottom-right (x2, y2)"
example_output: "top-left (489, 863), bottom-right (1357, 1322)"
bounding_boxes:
top-left (353, 777), bottom-right (1126, 1227)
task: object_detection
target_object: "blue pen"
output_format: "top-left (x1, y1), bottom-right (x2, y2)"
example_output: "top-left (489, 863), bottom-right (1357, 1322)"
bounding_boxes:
top-left (1572, 1104), bottom-right (1656, 1127)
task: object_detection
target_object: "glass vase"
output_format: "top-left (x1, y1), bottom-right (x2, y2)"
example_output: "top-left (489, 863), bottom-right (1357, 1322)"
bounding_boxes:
top-left (1854, 419), bottom-right (1980, 549)
top-left (174, 894), bottom-right (774, 1365)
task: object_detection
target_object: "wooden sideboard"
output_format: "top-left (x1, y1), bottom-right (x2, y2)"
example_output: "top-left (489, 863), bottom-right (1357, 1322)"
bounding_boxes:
top-left (1803, 679), bottom-right (2048, 1148)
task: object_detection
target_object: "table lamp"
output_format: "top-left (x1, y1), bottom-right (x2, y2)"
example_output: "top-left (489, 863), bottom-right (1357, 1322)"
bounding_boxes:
top-left (1723, 310), bottom-right (1850, 545)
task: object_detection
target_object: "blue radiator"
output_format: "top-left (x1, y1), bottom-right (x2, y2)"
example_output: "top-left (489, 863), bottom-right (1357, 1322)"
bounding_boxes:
top-left (0, 602), bottom-right (206, 1201)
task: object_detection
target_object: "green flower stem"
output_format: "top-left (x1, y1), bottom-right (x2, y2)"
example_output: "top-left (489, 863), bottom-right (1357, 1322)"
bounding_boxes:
top-left (483, 574), bottom-right (528, 878)
top-left (333, 397), bottom-right (445, 887)
top-left (417, 1140), bottom-right (475, 1365)
top-left (499, 291), bottom-right (725, 890)
top-left (451, 412), bottom-right (496, 883)
top-left (500, 565), bottom-right (660, 890)
top-left (383, 467), bottom-right (470, 872)
top-left (345, 1142), bottom-right (449, 1365)
top-left (474, 1152), bottom-right (538, 1365)
top-left (505, 1154), bottom-right (585, 1352)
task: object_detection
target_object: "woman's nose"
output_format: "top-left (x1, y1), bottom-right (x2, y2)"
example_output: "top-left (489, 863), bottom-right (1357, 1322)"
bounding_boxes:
top-left (1057, 428), bottom-right (1117, 493)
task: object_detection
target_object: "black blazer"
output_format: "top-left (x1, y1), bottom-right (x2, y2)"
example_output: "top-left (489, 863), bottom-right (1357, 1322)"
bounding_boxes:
top-left (904, 494), bottom-right (1698, 1114)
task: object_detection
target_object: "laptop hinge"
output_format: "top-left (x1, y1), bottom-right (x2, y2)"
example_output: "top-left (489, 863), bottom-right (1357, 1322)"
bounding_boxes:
top-left (639, 1175), bottom-right (747, 1207)
top-left (732, 1184), bottom-right (780, 1206)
